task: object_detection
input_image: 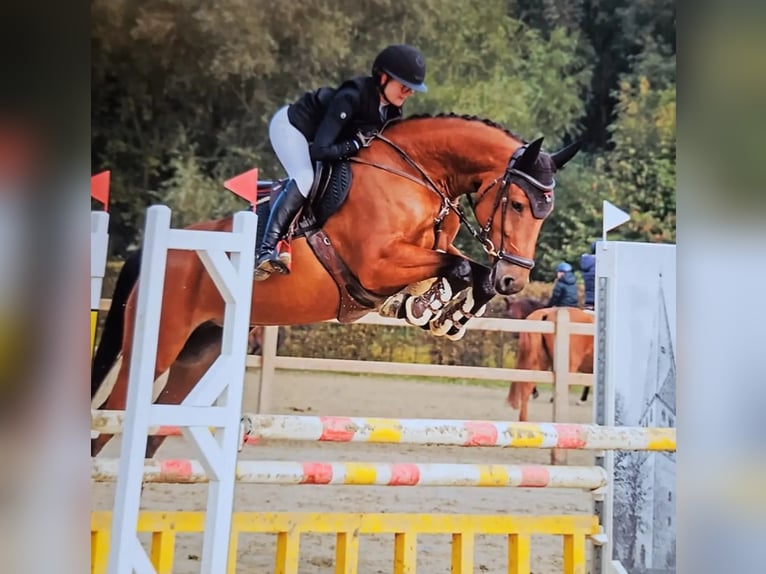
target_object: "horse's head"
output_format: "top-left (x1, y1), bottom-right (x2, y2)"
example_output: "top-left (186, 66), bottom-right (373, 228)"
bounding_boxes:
top-left (473, 137), bottom-right (581, 295)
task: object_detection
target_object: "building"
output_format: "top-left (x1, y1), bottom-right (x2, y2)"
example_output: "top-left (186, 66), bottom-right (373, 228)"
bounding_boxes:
top-left (635, 276), bottom-right (676, 571)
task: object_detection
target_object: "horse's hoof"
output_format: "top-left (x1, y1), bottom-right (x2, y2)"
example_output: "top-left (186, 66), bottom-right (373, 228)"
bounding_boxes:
top-left (429, 317), bottom-right (453, 336)
top-left (405, 278), bottom-right (452, 326)
top-left (405, 296), bottom-right (432, 326)
top-left (379, 293), bottom-right (406, 318)
top-left (445, 323), bottom-right (467, 341)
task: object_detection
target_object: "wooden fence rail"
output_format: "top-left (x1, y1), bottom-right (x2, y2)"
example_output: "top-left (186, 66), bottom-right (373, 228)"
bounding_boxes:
top-left (98, 300), bottom-right (594, 428)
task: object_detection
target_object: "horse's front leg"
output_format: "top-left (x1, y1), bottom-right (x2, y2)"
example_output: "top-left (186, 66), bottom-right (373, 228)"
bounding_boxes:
top-left (402, 259), bottom-right (474, 327)
top-left (357, 245), bottom-right (473, 327)
top-left (429, 261), bottom-right (495, 340)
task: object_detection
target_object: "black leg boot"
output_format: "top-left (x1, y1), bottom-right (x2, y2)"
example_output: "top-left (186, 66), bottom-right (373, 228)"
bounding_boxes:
top-left (254, 180), bottom-right (305, 280)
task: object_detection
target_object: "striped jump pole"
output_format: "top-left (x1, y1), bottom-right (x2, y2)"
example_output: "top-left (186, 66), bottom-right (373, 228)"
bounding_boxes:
top-left (240, 414), bottom-right (676, 451)
top-left (92, 459), bottom-right (609, 490)
top-left (90, 170), bottom-right (110, 357)
top-left (92, 411), bottom-right (677, 452)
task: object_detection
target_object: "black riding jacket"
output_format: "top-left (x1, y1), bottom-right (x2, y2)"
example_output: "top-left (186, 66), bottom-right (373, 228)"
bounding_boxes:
top-left (287, 76), bottom-right (402, 162)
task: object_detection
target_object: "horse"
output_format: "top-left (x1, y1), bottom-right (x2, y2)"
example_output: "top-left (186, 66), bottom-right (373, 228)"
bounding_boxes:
top-left (90, 250), bottom-right (285, 402)
top-left (506, 306), bottom-right (594, 421)
top-left (504, 295), bottom-right (590, 403)
top-left (505, 296), bottom-right (547, 334)
top-left (91, 113), bottom-right (581, 456)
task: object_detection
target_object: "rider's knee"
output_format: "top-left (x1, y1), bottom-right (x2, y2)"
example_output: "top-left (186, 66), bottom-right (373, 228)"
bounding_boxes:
top-left (293, 170), bottom-right (314, 197)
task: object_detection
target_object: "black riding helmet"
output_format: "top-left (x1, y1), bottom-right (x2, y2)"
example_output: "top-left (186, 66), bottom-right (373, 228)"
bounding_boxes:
top-left (372, 44), bottom-right (428, 93)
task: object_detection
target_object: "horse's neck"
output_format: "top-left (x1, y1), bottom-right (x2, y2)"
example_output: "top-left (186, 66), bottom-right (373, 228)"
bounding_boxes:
top-left (388, 121), bottom-right (518, 195)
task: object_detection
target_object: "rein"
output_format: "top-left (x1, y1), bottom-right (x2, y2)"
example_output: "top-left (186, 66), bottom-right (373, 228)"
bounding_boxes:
top-left (349, 133), bottom-right (545, 270)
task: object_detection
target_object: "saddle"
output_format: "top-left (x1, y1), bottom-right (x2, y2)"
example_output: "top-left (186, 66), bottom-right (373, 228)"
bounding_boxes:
top-left (253, 162), bottom-right (386, 323)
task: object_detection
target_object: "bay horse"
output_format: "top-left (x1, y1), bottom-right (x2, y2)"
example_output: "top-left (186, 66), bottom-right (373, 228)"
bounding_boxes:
top-left (91, 113), bottom-right (580, 456)
top-left (505, 296), bottom-right (592, 403)
top-left (506, 306), bottom-right (594, 421)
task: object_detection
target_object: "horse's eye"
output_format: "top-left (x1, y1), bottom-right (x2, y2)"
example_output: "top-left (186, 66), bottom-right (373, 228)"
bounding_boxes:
top-left (511, 201), bottom-right (524, 213)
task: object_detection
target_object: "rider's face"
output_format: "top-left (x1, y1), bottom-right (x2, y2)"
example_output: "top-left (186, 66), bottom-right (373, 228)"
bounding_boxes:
top-left (380, 75), bottom-right (415, 107)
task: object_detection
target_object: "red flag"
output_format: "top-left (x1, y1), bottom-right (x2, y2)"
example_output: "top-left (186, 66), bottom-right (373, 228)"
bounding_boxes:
top-left (224, 168), bottom-right (259, 208)
top-left (91, 171), bottom-right (110, 210)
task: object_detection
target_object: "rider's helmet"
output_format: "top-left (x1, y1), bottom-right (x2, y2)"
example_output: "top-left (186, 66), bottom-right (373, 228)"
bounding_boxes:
top-left (557, 262), bottom-right (573, 273)
top-left (372, 44), bottom-right (428, 93)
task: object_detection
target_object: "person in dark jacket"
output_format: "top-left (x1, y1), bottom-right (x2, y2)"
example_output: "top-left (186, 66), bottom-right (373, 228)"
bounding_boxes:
top-left (580, 241), bottom-right (597, 310)
top-left (254, 44), bottom-right (428, 280)
top-left (547, 262), bottom-right (579, 307)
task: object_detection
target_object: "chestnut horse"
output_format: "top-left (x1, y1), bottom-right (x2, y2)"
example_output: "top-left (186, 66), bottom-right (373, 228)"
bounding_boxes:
top-left (505, 295), bottom-right (591, 403)
top-left (92, 114), bottom-right (580, 456)
top-left (507, 306), bottom-right (594, 421)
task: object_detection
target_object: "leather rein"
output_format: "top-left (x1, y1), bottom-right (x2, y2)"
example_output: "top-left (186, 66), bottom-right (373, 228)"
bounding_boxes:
top-left (349, 133), bottom-right (550, 270)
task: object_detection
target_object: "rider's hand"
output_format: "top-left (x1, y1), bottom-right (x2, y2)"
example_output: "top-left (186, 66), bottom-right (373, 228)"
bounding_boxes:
top-left (355, 131), bottom-right (377, 148)
top-left (338, 138), bottom-right (361, 158)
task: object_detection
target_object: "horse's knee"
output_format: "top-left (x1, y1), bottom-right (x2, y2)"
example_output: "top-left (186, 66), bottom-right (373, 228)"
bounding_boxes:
top-left (443, 259), bottom-right (472, 288)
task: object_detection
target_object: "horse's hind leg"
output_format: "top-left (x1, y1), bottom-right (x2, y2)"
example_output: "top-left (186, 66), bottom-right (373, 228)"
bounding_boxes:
top-left (144, 323), bottom-right (225, 457)
top-left (90, 305), bottom-right (198, 457)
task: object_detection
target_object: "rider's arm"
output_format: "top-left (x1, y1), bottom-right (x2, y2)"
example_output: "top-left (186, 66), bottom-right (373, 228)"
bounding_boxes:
top-left (310, 89), bottom-right (362, 162)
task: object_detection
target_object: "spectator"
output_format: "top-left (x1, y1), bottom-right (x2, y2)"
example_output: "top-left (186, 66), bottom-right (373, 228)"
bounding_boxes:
top-left (547, 262), bottom-right (579, 307)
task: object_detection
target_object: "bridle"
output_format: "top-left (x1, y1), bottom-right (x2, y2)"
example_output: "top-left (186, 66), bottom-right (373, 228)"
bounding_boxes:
top-left (467, 143), bottom-right (555, 270)
top-left (349, 134), bottom-right (554, 271)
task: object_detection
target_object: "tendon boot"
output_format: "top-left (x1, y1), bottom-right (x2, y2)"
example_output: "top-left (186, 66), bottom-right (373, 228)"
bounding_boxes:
top-left (254, 179), bottom-right (305, 280)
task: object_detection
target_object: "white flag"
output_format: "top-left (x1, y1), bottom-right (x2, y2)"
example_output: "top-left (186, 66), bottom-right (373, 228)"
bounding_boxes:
top-left (602, 200), bottom-right (630, 238)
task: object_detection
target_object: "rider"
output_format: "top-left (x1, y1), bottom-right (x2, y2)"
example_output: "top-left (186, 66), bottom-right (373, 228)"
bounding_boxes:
top-left (254, 44), bottom-right (428, 280)
top-left (547, 262), bottom-right (579, 308)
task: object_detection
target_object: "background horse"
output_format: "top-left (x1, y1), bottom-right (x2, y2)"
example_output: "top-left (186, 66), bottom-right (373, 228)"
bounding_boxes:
top-left (506, 306), bottom-right (594, 421)
top-left (92, 113), bottom-right (580, 456)
top-left (504, 296), bottom-right (590, 403)
top-left (505, 296), bottom-right (547, 337)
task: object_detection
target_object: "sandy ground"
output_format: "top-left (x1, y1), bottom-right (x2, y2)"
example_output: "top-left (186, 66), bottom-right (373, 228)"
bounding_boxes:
top-left (92, 370), bottom-right (598, 573)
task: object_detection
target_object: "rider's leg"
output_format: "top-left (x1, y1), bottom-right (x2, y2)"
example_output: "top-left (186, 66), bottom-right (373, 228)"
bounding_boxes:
top-left (255, 106), bottom-right (313, 279)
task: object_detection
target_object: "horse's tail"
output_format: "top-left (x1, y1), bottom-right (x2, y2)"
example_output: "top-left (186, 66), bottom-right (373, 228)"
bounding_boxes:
top-left (507, 311), bottom-right (550, 409)
top-left (91, 249), bottom-right (141, 400)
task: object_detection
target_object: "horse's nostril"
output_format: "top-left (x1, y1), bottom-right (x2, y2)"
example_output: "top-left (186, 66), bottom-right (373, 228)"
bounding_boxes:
top-left (502, 276), bottom-right (514, 290)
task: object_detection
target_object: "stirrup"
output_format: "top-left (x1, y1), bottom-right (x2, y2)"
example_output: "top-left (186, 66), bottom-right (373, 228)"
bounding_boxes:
top-left (277, 240), bottom-right (292, 270)
top-left (254, 251), bottom-right (278, 281)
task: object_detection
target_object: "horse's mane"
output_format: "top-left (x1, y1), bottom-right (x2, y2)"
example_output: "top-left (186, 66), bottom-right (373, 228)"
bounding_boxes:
top-left (391, 112), bottom-right (526, 144)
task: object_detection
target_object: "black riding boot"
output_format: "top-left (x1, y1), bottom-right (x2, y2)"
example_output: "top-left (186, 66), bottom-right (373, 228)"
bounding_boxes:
top-left (254, 180), bottom-right (305, 280)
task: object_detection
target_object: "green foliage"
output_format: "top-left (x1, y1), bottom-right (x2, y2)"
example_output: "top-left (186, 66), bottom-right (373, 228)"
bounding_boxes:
top-left (596, 74), bottom-right (676, 243)
top-left (533, 158), bottom-right (602, 281)
top-left (280, 322), bottom-right (519, 369)
top-left (410, 2), bottom-right (592, 143)
top-left (92, 0), bottom-right (675, 266)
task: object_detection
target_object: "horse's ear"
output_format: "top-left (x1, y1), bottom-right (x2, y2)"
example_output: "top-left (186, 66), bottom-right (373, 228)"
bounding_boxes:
top-left (515, 137), bottom-right (544, 171)
top-left (551, 140), bottom-right (582, 170)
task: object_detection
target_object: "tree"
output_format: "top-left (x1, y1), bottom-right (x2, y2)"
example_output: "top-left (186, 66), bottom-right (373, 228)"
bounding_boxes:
top-left (91, 0), bottom-right (674, 265)
top-left (597, 72), bottom-right (676, 243)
